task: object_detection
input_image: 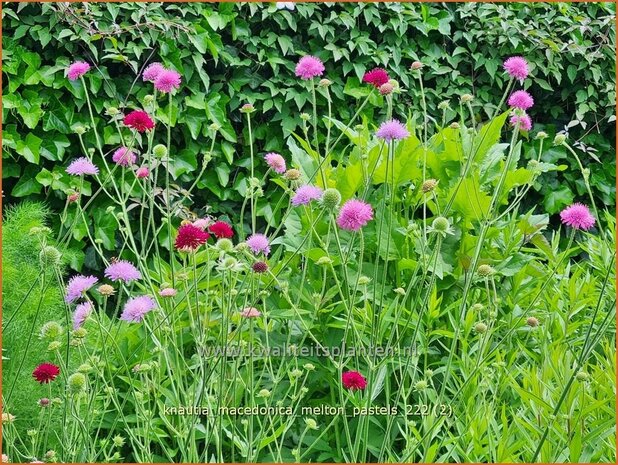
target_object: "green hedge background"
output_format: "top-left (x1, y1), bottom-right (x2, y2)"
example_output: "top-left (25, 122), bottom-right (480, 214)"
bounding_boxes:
top-left (2, 2), bottom-right (615, 269)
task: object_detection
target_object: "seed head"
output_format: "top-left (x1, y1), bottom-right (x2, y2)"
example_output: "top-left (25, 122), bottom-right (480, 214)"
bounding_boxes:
top-left (526, 317), bottom-right (539, 327)
top-left (477, 264), bottom-right (495, 277)
top-left (321, 188), bottom-right (342, 210)
top-left (422, 179), bottom-right (438, 193)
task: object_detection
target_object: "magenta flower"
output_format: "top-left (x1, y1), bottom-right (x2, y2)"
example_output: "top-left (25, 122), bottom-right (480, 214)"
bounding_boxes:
top-left (65, 275), bottom-right (98, 303)
top-left (67, 61), bottom-right (91, 81)
top-left (295, 55), bottom-right (325, 80)
top-left (509, 113), bottom-right (532, 131)
top-left (66, 157), bottom-right (99, 176)
top-left (503, 56), bottom-right (529, 81)
top-left (292, 185), bottom-right (323, 206)
top-left (124, 110), bottom-right (155, 132)
top-left (142, 62), bottom-right (165, 82)
top-left (136, 166), bottom-right (149, 179)
top-left (246, 234), bottom-right (270, 255)
top-left (112, 147), bottom-right (137, 167)
top-left (73, 302), bottom-right (92, 330)
top-left (104, 260), bottom-right (141, 283)
top-left (342, 370), bottom-right (367, 390)
top-left (240, 307), bottom-right (261, 318)
top-left (120, 296), bottom-right (156, 323)
top-left (154, 69), bottom-right (182, 93)
top-left (337, 199), bottom-right (373, 231)
top-left (376, 119), bottom-right (410, 141)
top-left (264, 152), bottom-right (286, 174)
top-left (508, 90), bottom-right (534, 110)
top-left (560, 203), bottom-right (596, 230)
top-left (362, 68), bottom-right (390, 88)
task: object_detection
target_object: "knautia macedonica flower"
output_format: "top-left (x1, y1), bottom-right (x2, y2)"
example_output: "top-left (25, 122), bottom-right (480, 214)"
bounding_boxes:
top-left (252, 261), bottom-right (269, 273)
top-left (112, 147), bottom-right (137, 167)
top-left (142, 62), bottom-right (165, 82)
top-left (123, 110), bottom-right (155, 132)
top-left (32, 363), bottom-right (60, 384)
top-left (240, 307), bottom-right (261, 318)
top-left (65, 275), bottom-right (98, 303)
top-left (560, 203), bottom-right (596, 230)
top-left (264, 152), bottom-right (286, 174)
top-left (67, 61), bottom-right (91, 80)
top-left (66, 157), bottom-right (99, 176)
top-left (295, 55), bottom-right (325, 80)
top-left (136, 166), bottom-right (149, 179)
top-left (209, 221), bottom-right (234, 239)
top-left (159, 287), bottom-right (177, 298)
top-left (73, 302), bottom-right (92, 330)
top-left (376, 119), bottom-right (410, 141)
top-left (362, 68), bottom-right (390, 88)
top-left (154, 69), bottom-right (182, 93)
top-left (510, 113), bottom-right (532, 131)
top-left (120, 295), bottom-right (156, 323)
top-left (342, 370), bottom-right (367, 390)
top-left (507, 90), bottom-right (534, 110)
top-left (292, 185), bottom-right (323, 206)
top-left (104, 260), bottom-right (141, 283)
top-left (246, 234), bottom-right (271, 255)
top-left (175, 224), bottom-right (210, 251)
top-left (337, 199), bottom-right (373, 231)
top-left (503, 56), bottom-right (529, 81)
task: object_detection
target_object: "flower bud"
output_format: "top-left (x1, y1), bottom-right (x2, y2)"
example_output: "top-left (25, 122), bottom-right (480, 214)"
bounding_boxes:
top-left (284, 169), bottom-right (301, 181)
top-left (474, 322), bottom-right (488, 333)
top-left (477, 264), bottom-right (495, 277)
top-left (575, 371), bottom-right (589, 381)
top-left (449, 122), bottom-right (460, 129)
top-left (300, 113), bottom-right (311, 121)
top-left (74, 124), bottom-right (86, 135)
top-left (39, 246), bottom-right (62, 267)
top-left (143, 95), bottom-right (154, 105)
top-left (40, 322), bottom-right (63, 340)
top-left (318, 78), bottom-right (332, 87)
top-left (258, 389), bottom-right (271, 398)
top-left (553, 133), bottom-right (567, 146)
top-left (526, 317), bottom-right (539, 327)
top-left (136, 166), bottom-right (149, 179)
top-left (438, 100), bottom-right (450, 110)
top-left (47, 341), bottom-right (61, 351)
top-left (153, 144), bottom-right (167, 158)
top-left (460, 94), bottom-right (474, 103)
top-left (304, 418), bottom-right (318, 430)
top-left (431, 216), bottom-right (450, 233)
top-left (358, 276), bottom-right (371, 285)
top-left (321, 188), bottom-right (341, 210)
top-left (422, 179), bottom-right (438, 193)
top-left (67, 372), bottom-right (87, 393)
top-left (410, 61), bottom-right (423, 71)
top-left (316, 256), bottom-right (333, 266)
top-left (240, 103), bottom-right (255, 114)
top-left (535, 131), bottom-right (548, 140)
top-left (98, 284), bottom-right (115, 296)
top-left (414, 380), bottom-right (428, 390)
top-left (379, 82), bottom-right (394, 95)
top-left (105, 107), bottom-right (119, 116)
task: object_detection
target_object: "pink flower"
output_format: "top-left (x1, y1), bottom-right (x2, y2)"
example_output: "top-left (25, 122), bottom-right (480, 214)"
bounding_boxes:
top-left (112, 147), bottom-right (137, 167)
top-left (240, 307), bottom-right (261, 318)
top-left (209, 221), bottom-right (234, 239)
top-left (337, 199), bottom-right (373, 231)
top-left (560, 203), bottom-right (596, 230)
top-left (246, 234), bottom-right (270, 255)
top-left (508, 90), bottom-right (534, 110)
top-left (67, 61), bottom-right (91, 80)
top-left (295, 55), bottom-right (325, 80)
top-left (154, 69), bottom-right (182, 93)
top-left (124, 110), bottom-right (155, 132)
top-left (73, 302), bottom-right (92, 330)
top-left (509, 113), bottom-right (532, 131)
top-left (175, 224), bottom-right (210, 251)
top-left (142, 62), bottom-right (165, 82)
top-left (342, 370), bottom-right (367, 390)
top-left (120, 296), bottom-right (156, 323)
top-left (159, 288), bottom-right (177, 298)
top-left (503, 56), bottom-right (529, 81)
top-left (362, 68), bottom-right (390, 88)
top-left (376, 119), bottom-right (410, 141)
top-left (136, 166), bottom-right (149, 178)
top-left (292, 185), bottom-right (323, 206)
top-left (66, 157), bottom-right (99, 176)
top-left (65, 275), bottom-right (98, 303)
top-left (264, 152), bottom-right (286, 174)
top-left (104, 260), bottom-right (141, 283)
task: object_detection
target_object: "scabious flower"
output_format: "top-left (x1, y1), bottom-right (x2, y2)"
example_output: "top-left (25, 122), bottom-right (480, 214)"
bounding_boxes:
top-left (264, 152), bottom-right (286, 174)
top-left (240, 307), bottom-right (261, 318)
top-left (252, 261), bottom-right (269, 273)
top-left (174, 223), bottom-right (210, 251)
top-left (503, 56), bottom-right (529, 81)
top-left (104, 260), bottom-right (141, 283)
top-left (120, 296), bottom-right (156, 323)
top-left (142, 62), bottom-right (165, 82)
top-left (66, 157), bottom-right (99, 176)
top-left (67, 61), bottom-right (91, 80)
top-left (112, 147), bottom-right (137, 167)
top-left (154, 69), bottom-right (182, 93)
top-left (292, 185), bottom-right (323, 206)
top-left (560, 203), bottom-right (596, 230)
top-left (136, 166), bottom-right (149, 178)
top-left (376, 119), bottom-right (410, 141)
top-left (65, 275), bottom-right (98, 303)
top-left (123, 110), bottom-right (155, 132)
top-left (342, 370), bottom-right (367, 390)
top-left (33, 363), bottom-right (60, 384)
top-left (246, 234), bottom-right (270, 255)
top-left (159, 288), bottom-right (177, 298)
top-left (508, 90), bottom-right (534, 110)
top-left (295, 55), bottom-right (325, 80)
top-left (337, 199), bottom-right (373, 232)
top-left (209, 221), bottom-right (234, 239)
top-left (73, 302), bottom-right (92, 330)
top-left (509, 113), bottom-right (533, 131)
top-left (362, 68), bottom-right (390, 88)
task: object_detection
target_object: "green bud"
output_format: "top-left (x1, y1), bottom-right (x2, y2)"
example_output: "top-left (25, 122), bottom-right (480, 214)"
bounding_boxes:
top-left (575, 371), bottom-right (589, 381)
top-left (39, 246), bottom-right (62, 267)
top-left (40, 321), bottom-right (63, 340)
top-left (321, 188), bottom-right (342, 210)
top-left (477, 264), bottom-right (495, 277)
top-left (153, 144), bottom-right (168, 158)
top-left (304, 418), bottom-right (318, 430)
top-left (474, 322), bottom-right (488, 334)
top-left (67, 373), bottom-right (87, 393)
top-left (431, 216), bottom-right (450, 233)
top-left (414, 380), bottom-right (428, 390)
top-left (553, 133), bottom-right (567, 146)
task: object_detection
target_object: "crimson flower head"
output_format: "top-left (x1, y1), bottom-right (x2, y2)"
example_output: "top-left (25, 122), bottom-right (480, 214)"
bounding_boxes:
top-left (123, 110), bottom-right (155, 132)
top-left (362, 68), bottom-right (390, 88)
top-left (174, 223), bottom-right (210, 251)
top-left (209, 221), bottom-right (234, 239)
top-left (342, 370), bottom-right (367, 390)
top-left (33, 363), bottom-right (60, 384)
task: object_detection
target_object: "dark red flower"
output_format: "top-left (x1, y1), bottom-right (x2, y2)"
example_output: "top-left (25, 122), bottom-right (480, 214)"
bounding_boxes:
top-left (252, 261), bottom-right (269, 273)
top-left (208, 221), bottom-right (234, 239)
top-left (342, 370), bottom-right (367, 390)
top-left (174, 223), bottom-right (210, 251)
top-left (33, 363), bottom-right (60, 384)
top-left (362, 68), bottom-right (390, 88)
top-left (123, 110), bottom-right (155, 133)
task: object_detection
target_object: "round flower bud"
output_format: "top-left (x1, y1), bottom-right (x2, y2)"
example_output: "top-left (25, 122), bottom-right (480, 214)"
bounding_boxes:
top-left (535, 131), bottom-right (548, 140)
top-left (105, 107), bottom-right (120, 116)
top-left (257, 389), bottom-right (271, 398)
top-left (474, 322), bottom-right (488, 333)
top-left (318, 78), bottom-right (332, 87)
top-left (477, 264), bottom-right (495, 277)
top-left (438, 100), bottom-right (450, 110)
top-left (358, 276), bottom-right (371, 285)
top-left (460, 94), bottom-right (474, 103)
top-left (471, 303), bottom-right (484, 312)
top-left (284, 169), bottom-right (302, 181)
top-left (39, 246), bottom-right (62, 267)
top-left (38, 398), bottom-right (50, 408)
top-left (73, 327), bottom-right (87, 338)
top-left (425, 369), bottom-right (434, 378)
top-left (112, 435), bottom-right (125, 447)
top-left (388, 79), bottom-right (400, 91)
top-left (209, 123), bottom-right (221, 132)
top-left (553, 134), bottom-right (567, 146)
top-left (575, 371), bottom-right (589, 381)
top-left (40, 321), bottom-right (63, 340)
top-left (74, 124), bottom-right (86, 135)
top-left (431, 216), bottom-right (450, 233)
top-left (215, 238), bottom-right (234, 253)
top-left (143, 94), bottom-right (154, 105)
top-left (449, 122), bottom-right (460, 129)
top-left (77, 363), bottom-right (93, 373)
top-left (290, 369), bottom-right (303, 378)
top-left (240, 103), bottom-right (255, 114)
top-left (304, 418), bottom-right (318, 430)
top-left (379, 82), bottom-right (394, 95)
top-left (303, 363), bottom-right (315, 371)
top-left (410, 61), bottom-right (423, 70)
top-left (422, 179), bottom-right (438, 193)
top-left (321, 188), bottom-right (341, 210)
top-left (153, 144), bottom-right (168, 158)
top-left (98, 284), bottom-right (115, 296)
top-left (526, 317), bottom-right (539, 327)
top-left (67, 372), bottom-right (87, 393)
top-left (414, 380), bottom-right (428, 390)
top-left (300, 113), bottom-right (311, 121)
top-left (252, 261), bottom-right (269, 273)
top-left (47, 341), bottom-right (61, 351)
top-left (68, 192), bottom-right (80, 203)
top-left (394, 287), bottom-right (406, 296)
top-left (316, 256), bottom-right (333, 266)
